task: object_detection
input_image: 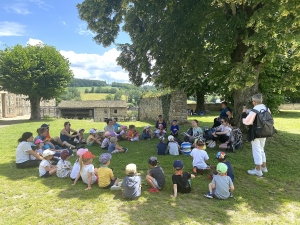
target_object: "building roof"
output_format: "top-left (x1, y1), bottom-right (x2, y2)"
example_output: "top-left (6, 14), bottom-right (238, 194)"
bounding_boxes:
top-left (58, 100), bottom-right (127, 109)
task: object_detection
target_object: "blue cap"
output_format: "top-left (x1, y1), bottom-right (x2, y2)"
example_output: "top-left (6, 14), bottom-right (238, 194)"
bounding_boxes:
top-left (173, 160), bottom-right (183, 169)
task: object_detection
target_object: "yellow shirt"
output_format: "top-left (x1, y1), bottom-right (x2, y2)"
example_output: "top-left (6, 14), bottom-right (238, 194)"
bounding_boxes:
top-left (98, 167), bottom-right (114, 187)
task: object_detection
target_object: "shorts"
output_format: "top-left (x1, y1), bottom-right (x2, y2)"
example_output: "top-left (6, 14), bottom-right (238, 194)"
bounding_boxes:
top-left (87, 142), bottom-right (93, 147)
top-left (102, 178), bottom-right (117, 189)
top-left (152, 178), bottom-right (162, 189)
top-left (40, 171), bottom-right (50, 178)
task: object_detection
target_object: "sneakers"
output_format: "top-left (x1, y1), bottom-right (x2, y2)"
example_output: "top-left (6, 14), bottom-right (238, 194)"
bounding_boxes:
top-left (208, 141), bottom-right (216, 148)
top-left (204, 192), bottom-right (213, 199)
top-left (229, 193), bottom-right (233, 198)
top-left (148, 188), bottom-right (159, 193)
top-left (247, 168), bottom-right (263, 177)
top-left (110, 185), bottom-right (122, 191)
top-left (123, 148), bottom-right (128, 153)
top-left (261, 167), bottom-right (268, 173)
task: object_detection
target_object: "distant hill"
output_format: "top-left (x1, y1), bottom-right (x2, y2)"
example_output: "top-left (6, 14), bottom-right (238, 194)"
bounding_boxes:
top-left (70, 78), bottom-right (107, 87)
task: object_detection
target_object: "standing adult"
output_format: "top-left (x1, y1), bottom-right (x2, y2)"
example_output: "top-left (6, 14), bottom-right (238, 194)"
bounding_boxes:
top-left (155, 115), bottom-right (167, 130)
top-left (213, 101), bottom-right (232, 128)
top-left (185, 120), bottom-right (203, 143)
top-left (242, 94), bottom-right (268, 177)
top-left (16, 132), bottom-right (43, 168)
top-left (60, 121), bottom-right (80, 146)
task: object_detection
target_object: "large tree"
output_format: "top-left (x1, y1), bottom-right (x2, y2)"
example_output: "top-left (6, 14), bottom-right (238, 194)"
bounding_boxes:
top-left (0, 44), bottom-right (73, 120)
top-left (77, 0), bottom-right (300, 125)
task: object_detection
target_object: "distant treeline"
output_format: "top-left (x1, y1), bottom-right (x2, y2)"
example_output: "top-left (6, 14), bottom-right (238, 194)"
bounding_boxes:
top-left (70, 78), bottom-right (107, 87)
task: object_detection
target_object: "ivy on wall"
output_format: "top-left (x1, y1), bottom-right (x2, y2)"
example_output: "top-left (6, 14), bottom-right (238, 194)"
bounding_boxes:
top-left (161, 93), bottom-right (171, 124)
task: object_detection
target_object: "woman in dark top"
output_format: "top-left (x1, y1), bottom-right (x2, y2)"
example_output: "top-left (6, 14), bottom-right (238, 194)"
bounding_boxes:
top-left (155, 115), bottom-right (167, 129)
top-left (60, 121), bottom-right (80, 146)
top-left (213, 101), bottom-right (232, 128)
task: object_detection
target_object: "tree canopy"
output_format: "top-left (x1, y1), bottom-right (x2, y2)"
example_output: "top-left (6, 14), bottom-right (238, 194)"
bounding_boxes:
top-left (0, 44), bottom-right (73, 119)
top-left (77, 0), bottom-right (300, 124)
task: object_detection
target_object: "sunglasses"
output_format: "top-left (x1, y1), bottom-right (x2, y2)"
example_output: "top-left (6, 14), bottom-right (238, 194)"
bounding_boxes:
top-left (221, 121), bottom-right (224, 123)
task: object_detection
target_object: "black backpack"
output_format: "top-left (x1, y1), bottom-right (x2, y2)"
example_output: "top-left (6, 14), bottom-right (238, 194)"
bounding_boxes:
top-left (252, 107), bottom-right (276, 138)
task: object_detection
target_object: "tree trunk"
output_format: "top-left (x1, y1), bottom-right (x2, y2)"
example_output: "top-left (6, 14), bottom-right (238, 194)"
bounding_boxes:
top-left (30, 97), bottom-right (41, 120)
top-left (195, 90), bottom-right (205, 113)
top-left (233, 74), bottom-right (259, 128)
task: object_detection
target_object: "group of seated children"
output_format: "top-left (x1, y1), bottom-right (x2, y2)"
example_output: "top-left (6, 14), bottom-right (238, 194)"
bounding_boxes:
top-left (38, 143), bottom-right (234, 200)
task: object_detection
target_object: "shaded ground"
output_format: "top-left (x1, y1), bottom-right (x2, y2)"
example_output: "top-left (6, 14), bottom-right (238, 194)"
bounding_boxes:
top-left (0, 115), bottom-right (31, 128)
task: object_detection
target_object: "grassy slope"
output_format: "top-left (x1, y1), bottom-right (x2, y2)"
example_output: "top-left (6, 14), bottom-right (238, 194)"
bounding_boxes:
top-left (0, 111), bottom-right (300, 225)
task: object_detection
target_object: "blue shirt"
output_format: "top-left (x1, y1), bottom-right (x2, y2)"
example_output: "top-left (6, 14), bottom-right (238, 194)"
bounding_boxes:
top-left (157, 143), bottom-right (167, 155)
top-left (223, 161), bottom-right (234, 182)
top-left (113, 123), bottom-right (121, 131)
top-left (220, 107), bottom-right (231, 118)
top-left (170, 125), bottom-right (179, 134)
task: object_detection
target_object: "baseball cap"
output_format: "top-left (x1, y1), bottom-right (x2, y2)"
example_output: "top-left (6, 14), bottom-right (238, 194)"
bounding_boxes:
top-left (97, 129), bottom-right (104, 133)
top-left (216, 151), bottom-right (226, 159)
top-left (41, 124), bottom-right (49, 128)
top-left (158, 124), bottom-right (163, 127)
top-left (168, 135), bottom-right (174, 141)
top-left (144, 125), bottom-right (150, 129)
top-left (159, 136), bottom-right (165, 141)
top-left (60, 149), bottom-right (73, 160)
top-left (89, 129), bottom-right (96, 134)
top-left (35, 139), bottom-right (43, 145)
top-left (125, 163), bottom-right (137, 175)
top-left (82, 151), bottom-right (96, 159)
top-left (217, 163), bottom-right (228, 174)
top-left (104, 131), bottom-right (111, 137)
top-left (173, 160), bottom-right (184, 169)
top-left (78, 128), bottom-right (85, 132)
top-left (121, 126), bottom-right (127, 129)
top-left (99, 153), bottom-right (112, 164)
top-left (42, 149), bottom-right (55, 157)
top-left (148, 156), bottom-right (158, 166)
top-left (77, 148), bottom-right (88, 157)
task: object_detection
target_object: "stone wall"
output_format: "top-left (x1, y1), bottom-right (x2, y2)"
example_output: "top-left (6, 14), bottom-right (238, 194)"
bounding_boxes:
top-left (94, 107), bottom-right (127, 122)
top-left (279, 104), bottom-right (300, 110)
top-left (139, 90), bottom-right (188, 125)
top-left (187, 103), bottom-right (223, 112)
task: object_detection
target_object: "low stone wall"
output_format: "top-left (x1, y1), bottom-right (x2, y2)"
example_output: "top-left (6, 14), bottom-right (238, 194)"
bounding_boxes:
top-left (279, 104), bottom-right (300, 110)
top-left (187, 103), bottom-right (223, 112)
top-left (139, 90), bottom-right (187, 125)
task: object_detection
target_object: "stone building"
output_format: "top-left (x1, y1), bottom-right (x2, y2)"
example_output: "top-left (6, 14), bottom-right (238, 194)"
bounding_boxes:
top-left (139, 90), bottom-right (188, 125)
top-left (58, 100), bottom-right (127, 122)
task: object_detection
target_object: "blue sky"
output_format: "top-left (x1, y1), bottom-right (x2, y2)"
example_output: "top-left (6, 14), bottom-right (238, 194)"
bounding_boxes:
top-left (0, 0), bottom-right (131, 83)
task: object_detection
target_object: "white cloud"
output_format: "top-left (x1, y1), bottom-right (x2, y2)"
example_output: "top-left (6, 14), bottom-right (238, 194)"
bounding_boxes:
top-left (0, 21), bottom-right (26, 36)
top-left (29, 0), bottom-right (53, 10)
top-left (60, 48), bottom-right (129, 82)
top-left (3, 3), bottom-right (31, 15)
top-left (27, 38), bottom-right (44, 46)
top-left (76, 24), bottom-right (94, 36)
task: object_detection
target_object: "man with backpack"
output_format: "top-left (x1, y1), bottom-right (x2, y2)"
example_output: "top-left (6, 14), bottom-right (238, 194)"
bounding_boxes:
top-left (242, 94), bottom-right (275, 177)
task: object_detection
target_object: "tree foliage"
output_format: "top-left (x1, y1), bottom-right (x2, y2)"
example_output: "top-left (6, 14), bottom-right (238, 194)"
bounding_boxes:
top-left (0, 44), bottom-right (73, 119)
top-left (70, 78), bottom-right (107, 87)
top-left (77, 0), bottom-right (300, 122)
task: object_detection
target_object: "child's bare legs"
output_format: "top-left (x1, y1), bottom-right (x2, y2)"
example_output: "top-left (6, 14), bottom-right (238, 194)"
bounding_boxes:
top-left (61, 140), bottom-right (75, 149)
top-left (208, 182), bottom-right (214, 193)
top-left (146, 175), bottom-right (156, 188)
top-left (114, 178), bottom-right (119, 186)
top-left (49, 166), bottom-right (57, 175)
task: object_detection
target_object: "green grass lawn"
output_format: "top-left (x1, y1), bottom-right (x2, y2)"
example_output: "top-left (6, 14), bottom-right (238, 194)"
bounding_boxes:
top-left (1, 111), bottom-right (300, 225)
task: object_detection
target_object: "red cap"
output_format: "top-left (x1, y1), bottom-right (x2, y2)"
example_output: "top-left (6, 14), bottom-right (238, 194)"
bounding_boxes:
top-left (82, 151), bottom-right (96, 159)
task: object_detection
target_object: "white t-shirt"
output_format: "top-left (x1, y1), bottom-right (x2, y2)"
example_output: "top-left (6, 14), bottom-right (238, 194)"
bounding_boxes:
top-left (168, 142), bottom-right (179, 155)
top-left (16, 141), bottom-right (33, 163)
top-left (220, 125), bottom-right (232, 137)
top-left (70, 160), bottom-right (80, 179)
top-left (39, 159), bottom-right (50, 177)
top-left (190, 148), bottom-right (209, 169)
top-left (101, 138), bottom-right (110, 148)
top-left (80, 164), bottom-right (97, 184)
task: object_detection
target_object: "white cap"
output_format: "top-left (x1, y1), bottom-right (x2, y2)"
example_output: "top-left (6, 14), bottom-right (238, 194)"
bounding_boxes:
top-left (168, 135), bottom-right (174, 141)
top-left (89, 129), bottom-right (96, 134)
top-left (42, 149), bottom-right (55, 157)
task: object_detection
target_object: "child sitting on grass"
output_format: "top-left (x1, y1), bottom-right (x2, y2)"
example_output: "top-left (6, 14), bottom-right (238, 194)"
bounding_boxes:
top-left (155, 124), bottom-right (166, 138)
top-left (56, 149), bottom-right (73, 178)
top-left (98, 153), bottom-right (121, 190)
top-left (108, 137), bottom-right (128, 154)
top-left (117, 126), bottom-right (128, 140)
top-left (209, 151), bottom-right (234, 182)
top-left (170, 120), bottom-right (179, 137)
top-left (204, 163), bottom-right (234, 199)
top-left (127, 125), bottom-right (140, 141)
top-left (96, 130), bottom-right (104, 143)
top-left (70, 148), bottom-right (88, 181)
top-left (122, 163), bottom-right (142, 200)
top-left (168, 135), bottom-right (180, 156)
top-left (101, 132), bottom-right (111, 150)
top-left (39, 150), bottom-right (57, 178)
top-left (157, 136), bottom-right (167, 155)
top-left (190, 140), bottom-right (210, 175)
top-left (171, 160), bottom-right (195, 198)
top-left (72, 151), bottom-right (98, 190)
top-left (180, 136), bottom-right (192, 155)
top-left (86, 129), bottom-right (102, 146)
top-left (141, 125), bottom-right (154, 140)
top-left (146, 156), bottom-right (165, 193)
